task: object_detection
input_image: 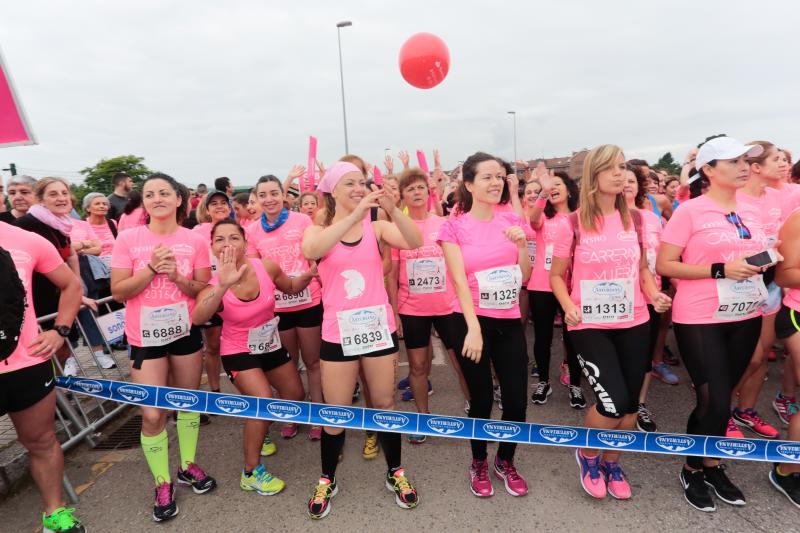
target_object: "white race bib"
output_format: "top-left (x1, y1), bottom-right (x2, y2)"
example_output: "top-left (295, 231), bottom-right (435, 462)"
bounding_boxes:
top-left (406, 257), bottom-right (446, 294)
top-left (274, 273), bottom-right (312, 309)
top-left (580, 278), bottom-right (635, 324)
top-left (544, 244), bottom-right (554, 271)
top-left (526, 240), bottom-right (537, 265)
top-left (336, 305), bottom-right (394, 357)
top-left (140, 301), bottom-right (191, 347)
top-left (714, 277), bottom-right (768, 321)
top-left (475, 265), bottom-right (522, 309)
top-left (247, 317), bottom-right (282, 354)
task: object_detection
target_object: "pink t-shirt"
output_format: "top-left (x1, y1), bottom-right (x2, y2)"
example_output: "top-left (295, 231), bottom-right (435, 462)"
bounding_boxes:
top-left (110, 225), bottom-right (211, 346)
top-left (70, 219), bottom-right (99, 244)
top-left (782, 208), bottom-right (800, 313)
top-left (210, 258), bottom-right (278, 356)
top-left (89, 220), bottom-right (116, 257)
top-left (527, 213), bottom-right (567, 292)
top-left (640, 208), bottom-right (663, 300)
top-left (437, 211), bottom-right (526, 319)
top-left (191, 222), bottom-right (220, 272)
top-left (118, 208), bottom-right (146, 232)
top-left (318, 218), bottom-right (396, 344)
top-left (777, 183), bottom-right (800, 222)
top-left (245, 211), bottom-right (320, 311)
top-left (391, 216), bottom-right (455, 316)
top-left (661, 195), bottom-right (769, 324)
top-left (1, 222), bottom-right (65, 373)
top-left (737, 187), bottom-right (783, 245)
top-left (552, 209), bottom-right (648, 331)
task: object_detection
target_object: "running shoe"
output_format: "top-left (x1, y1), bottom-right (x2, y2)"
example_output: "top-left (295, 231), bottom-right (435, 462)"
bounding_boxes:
top-left (575, 449), bottom-right (606, 499)
top-left (493, 385), bottom-right (503, 410)
top-left (603, 461), bottom-right (631, 499)
top-left (400, 380), bottom-right (433, 401)
top-left (407, 434), bottom-right (426, 444)
top-left (63, 357), bottom-right (79, 377)
top-left (494, 457), bottom-right (528, 496)
top-left (42, 507), bottom-right (86, 533)
top-left (680, 468), bottom-right (715, 512)
top-left (732, 408), bottom-right (779, 439)
top-left (703, 464), bottom-right (745, 506)
top-left (152, 481), bottom-right (179, 522)
top-left (363, 431), bottom-right (379, 459)
top-left (386, 469), bottom-right (419, 508)
top-left (261, 435), bottom-right (277, 456)
top-left (530, 365), bottom-right (539, 378)
top-left (636, 403), bottom-right (657, 432)
top-left (308, 425), bottom-right (323, 441)
top-left (773, 392), bottom-right (797, 425)
top-left (769, 464), bottom-right (800, 509)
top-left (531, 381), bottom-right (552, 404)
top-left (176, 462), bottom-right (217, 494)
top-left (469, 459), bottom-right (494, 497)
top-left (240, 464), bottom-right (285, 495)
top-left (663, 345), bottom-right (680, 366)
top-left (559, 361), bottom-right (569, 387)
top-left (725, 417), bottom-right (745, 439)
top-left (397, 376), bottom-right (410, 390)
top-left (308, 476), bottom-right (338, 519)
top-left (94, 352), bottom-right (117, 369)
top-left (281, 423), bottom-right (299, 439)
top-left (568, 385), bottom-right (586, 409)
top-left (352, 382), bottom-right (360, 402)
top-left (464, 400), bottom-right (471, 415)
top-left (651, 362), bottom-right (679, 385)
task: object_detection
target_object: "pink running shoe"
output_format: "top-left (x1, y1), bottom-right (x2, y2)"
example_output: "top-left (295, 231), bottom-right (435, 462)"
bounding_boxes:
top-left (469, 459), bottom-right (494, 497)
top-left (494, 457), bottom-right (528, 496)
top-left (308, 425), bottom-right (323, 441)
top-left (603, 461), bottom-right (631, 500)
top-left (732, 408), bottom-right (780, 439)
top-left (725, 417), bottom-right (744, 439)
top-left (576, 449), bottom-right (606, 499)
top-left (281, 423), bottom-right (299, 439)
top-left (559, 361), bottom-right (570, 387)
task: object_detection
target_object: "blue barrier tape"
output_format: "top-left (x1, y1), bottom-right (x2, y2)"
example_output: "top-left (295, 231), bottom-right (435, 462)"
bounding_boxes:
top-left (57, 376), bottom-right (800, 464)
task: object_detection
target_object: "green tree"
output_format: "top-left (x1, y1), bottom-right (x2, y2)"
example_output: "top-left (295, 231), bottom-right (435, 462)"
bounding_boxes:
top-left (79, 155), bottom-right (152, 195)
top-left (653, 152), bottom-right (681, 175)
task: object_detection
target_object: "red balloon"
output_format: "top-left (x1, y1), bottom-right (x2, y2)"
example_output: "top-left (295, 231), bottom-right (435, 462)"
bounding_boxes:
top-left (398, 33), bottom-right (450, 89)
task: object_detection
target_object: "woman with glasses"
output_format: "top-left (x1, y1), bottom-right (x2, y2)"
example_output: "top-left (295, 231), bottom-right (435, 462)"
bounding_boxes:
top-left (657, 137), bottom-right (773, 513)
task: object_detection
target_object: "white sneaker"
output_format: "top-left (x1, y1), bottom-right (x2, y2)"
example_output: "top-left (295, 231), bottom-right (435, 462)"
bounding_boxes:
top-left (94, 352), bottom-right (117, 369)
top-left (63, 357), bottom-right (80, 376)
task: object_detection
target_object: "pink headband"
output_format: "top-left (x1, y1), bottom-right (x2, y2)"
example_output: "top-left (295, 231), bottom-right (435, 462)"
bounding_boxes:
top-left (317, 161), bottom-right (362, 193)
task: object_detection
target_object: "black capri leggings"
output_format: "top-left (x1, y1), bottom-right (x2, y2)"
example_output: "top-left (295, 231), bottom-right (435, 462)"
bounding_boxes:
top-left (529, 290), bottom-right (581, 385)
top-left (674, 317), bottom-right (761, 469)
top-left (570, 321), bottom-right (651, 419)
top-left (451, 313), bottom-right (528, 462)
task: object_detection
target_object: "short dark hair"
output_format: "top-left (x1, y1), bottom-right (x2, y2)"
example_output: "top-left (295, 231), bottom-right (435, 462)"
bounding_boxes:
top-left (214, 177), bottom-right (231, 191)
top-left (112, 172), bottom-right (131, 187)
top-left (233, 192), bottom-right (250, 207)
top-left (626, 159), bottom-right (648, 168)
top-left (197, 183), bottom-right (208, 193)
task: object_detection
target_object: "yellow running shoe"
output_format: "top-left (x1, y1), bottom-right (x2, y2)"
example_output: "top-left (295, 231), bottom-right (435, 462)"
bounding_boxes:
top-left (362, 431), bottom-right (380, 459)
top-left (260, 435), bottom-right (277, 457)
top-left (240, 464), bottom-right (285, 495)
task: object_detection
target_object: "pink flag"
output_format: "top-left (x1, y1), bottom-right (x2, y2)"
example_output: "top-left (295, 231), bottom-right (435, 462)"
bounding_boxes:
top-left (373, 166), bottom-right (383, 186)
top-left (416, 150), bottom-right (429, 175)
top-left (305, 135), bottom-right (317, 191)
top-left (0, 48), bottom-right (36, 147)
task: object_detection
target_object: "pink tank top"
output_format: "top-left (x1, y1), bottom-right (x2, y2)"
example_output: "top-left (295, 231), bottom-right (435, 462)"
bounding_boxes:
top-left (210, 258), bottom-right (278, 356)
top-left (318, 218), bottom-right (396, 344)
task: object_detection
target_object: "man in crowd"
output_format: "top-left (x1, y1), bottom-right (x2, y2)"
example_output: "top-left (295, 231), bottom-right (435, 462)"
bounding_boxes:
top-left (106, 172), bottom-right (133, 220)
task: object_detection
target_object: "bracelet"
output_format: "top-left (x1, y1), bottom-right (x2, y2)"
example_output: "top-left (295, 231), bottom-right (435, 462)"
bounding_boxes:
top-left (147, 263), bottom-right (158, 275)
top-left (534, 197), bottom-right (547, 209)
top-left (711, 263), bottom-right (725, 279)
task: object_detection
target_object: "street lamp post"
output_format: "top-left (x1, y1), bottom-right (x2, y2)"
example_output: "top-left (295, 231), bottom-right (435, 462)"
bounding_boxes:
top-left (507, 111), bottom-right (517, 170)
top-left (336, 21), bottom-right (353, 154)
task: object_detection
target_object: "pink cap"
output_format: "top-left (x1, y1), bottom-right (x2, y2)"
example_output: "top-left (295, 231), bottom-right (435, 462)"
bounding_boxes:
top-left (317, 161), bottom-right (362, 193)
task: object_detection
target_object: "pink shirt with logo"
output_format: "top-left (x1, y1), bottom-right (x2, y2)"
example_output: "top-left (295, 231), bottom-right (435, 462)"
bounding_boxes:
top-left (210, 258), bottom-right (278, 356)
top-left (527, 212), bottom-right (567, 292)
top-left (318, 218), bottom-right (396, 344)
top-left (437, 211), bottom-right (526, 319)
top-left (111, 225), bottom-right (211, 346)
top-left (661, 195), bottom-right (769, 324)
top-left (552, 209), bottom-right (648, 331)
top-left (89, 220), bottom-right (116, 256)
top-left (1, 222), bottom-right (65, 373)
top-left (391, 216), bottom-right (455, 316)
top-left (245, 211), bottom-right (320, 311)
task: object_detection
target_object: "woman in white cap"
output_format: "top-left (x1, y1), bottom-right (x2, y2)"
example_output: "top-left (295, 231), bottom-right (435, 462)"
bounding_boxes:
top-left (657, 136), bottom-right (773, 512)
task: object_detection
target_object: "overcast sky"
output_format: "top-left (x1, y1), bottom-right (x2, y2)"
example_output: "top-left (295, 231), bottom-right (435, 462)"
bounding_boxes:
top-left (1, 1), bottom-right (798, 187)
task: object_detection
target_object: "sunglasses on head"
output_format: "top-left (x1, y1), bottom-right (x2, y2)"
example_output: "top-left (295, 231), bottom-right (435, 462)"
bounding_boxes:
top-left (725, 212), bottom-right (751, 239)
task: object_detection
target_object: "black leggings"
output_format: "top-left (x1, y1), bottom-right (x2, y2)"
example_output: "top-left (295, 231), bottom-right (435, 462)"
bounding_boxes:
top-left (529, 291), bottom-right (580, 385)
top-left (674, 317), bottom-right (761, 469)
top-left (570, 322), bottom-right (651, 419)
top-left (452, 313), bottom-right (528, 462)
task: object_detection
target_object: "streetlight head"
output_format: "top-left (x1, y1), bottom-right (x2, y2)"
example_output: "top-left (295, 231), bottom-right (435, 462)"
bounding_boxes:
top-left (337, 21), bottom-right (352, 27)
top-left (507, 110), bottom-right (516, 114)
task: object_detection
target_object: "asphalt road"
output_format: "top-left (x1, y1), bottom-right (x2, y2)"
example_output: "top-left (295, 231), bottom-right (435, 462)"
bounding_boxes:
top-left (2, 327), bottom-right (797, 533)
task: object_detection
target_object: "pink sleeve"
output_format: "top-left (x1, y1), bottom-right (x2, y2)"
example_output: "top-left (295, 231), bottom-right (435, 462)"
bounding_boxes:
top-left (390, 248), bottom-right (399, 260)
top-left (436, 217), bottom-right (460, 245)
top-left (245, 224), bottom-right (260, 256)
top-left (33, 233), bottom-right (66, 274)
top-left (551, 216), bottom-right (574, 258)
top-left (192, 233), bottom-right (212, 269)
top-left (110, 232), bottom-right (133, 269)
top-left (661, 204), bottom-right (692, 248)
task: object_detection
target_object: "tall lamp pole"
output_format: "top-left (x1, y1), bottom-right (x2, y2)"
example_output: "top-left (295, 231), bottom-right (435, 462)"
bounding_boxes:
top-left (507, 110), bottom-right (517, 170)
top-left (336, 21), bottom-right (353, 154)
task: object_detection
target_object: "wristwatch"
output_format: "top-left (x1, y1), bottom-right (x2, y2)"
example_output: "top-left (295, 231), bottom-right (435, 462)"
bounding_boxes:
top-left (53, 325), bottom-right (71, 337)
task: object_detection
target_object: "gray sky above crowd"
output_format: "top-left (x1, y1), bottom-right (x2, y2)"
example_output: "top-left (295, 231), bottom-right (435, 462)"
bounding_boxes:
top-left (1, 1), bottom-right (797, 187)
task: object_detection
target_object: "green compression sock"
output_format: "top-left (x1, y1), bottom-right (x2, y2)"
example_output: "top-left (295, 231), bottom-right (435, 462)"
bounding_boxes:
top-left (141, 430), bottom-right (171, 484)
top-left (176, 411), bottom-right (200, 470)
